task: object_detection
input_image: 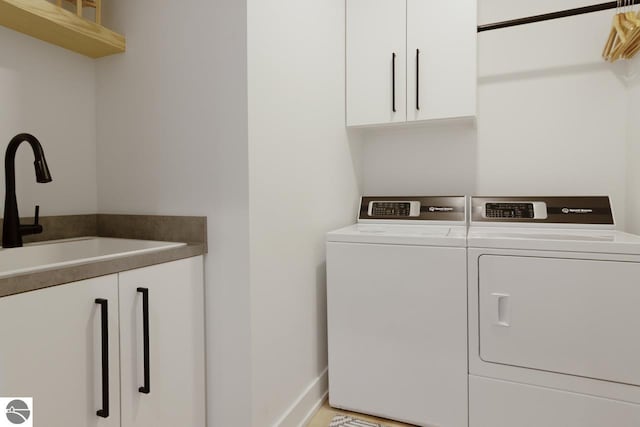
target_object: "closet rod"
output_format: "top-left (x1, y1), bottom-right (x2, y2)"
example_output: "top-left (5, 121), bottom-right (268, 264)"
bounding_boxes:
top-left (478, 0), bottom-right (640, 32)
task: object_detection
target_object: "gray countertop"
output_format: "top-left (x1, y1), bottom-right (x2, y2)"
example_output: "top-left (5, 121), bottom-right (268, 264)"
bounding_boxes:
top-left (0, 214), bottom-right (207, 297)
top-left (0, 243), bottom-right (205, 297)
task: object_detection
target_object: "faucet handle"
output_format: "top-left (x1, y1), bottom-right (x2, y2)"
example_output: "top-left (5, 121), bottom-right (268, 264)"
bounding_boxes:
top-left (18, 205), bottom-right (43, 237)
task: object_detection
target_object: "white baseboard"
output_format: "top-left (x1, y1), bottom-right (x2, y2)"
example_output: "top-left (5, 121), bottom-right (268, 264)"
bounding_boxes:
top-left (273, 367), bottom-right (329, 427)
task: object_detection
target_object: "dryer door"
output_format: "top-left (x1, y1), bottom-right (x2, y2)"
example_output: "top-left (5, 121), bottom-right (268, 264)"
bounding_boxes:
top-left (478, 255), bottom-right (640, 386)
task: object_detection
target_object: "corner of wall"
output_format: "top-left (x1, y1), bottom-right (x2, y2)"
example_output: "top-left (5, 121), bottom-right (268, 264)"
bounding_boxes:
top-left (272, 368), bottom-right (328, 427)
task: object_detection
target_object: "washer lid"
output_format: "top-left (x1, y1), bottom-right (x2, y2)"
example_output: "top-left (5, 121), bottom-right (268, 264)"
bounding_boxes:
top-left (468, 226), bottom-right (640, 254)
top-left (327, 224), bottom-right (467, 247)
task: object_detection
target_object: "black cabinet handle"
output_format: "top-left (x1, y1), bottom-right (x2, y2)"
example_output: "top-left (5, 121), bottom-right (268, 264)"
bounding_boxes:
top-left (95, 298), bottom-right (109, 418)
top-left (392, 52), bottom-right (397, 113)
top-left (137, 287), bottom-right (151, 394)
top-left (416, 49), bottom-right (420, 111)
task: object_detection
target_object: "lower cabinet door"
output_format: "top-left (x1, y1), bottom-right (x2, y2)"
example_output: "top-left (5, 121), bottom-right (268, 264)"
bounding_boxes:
top-left (0, 275), bottom-right (120, 427)
top-left (118, 256), bottom-right (205, 427)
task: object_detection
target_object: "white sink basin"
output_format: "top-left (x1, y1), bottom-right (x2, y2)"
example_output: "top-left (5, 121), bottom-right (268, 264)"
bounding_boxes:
top-left (0, 237), bottom-right (186, 279)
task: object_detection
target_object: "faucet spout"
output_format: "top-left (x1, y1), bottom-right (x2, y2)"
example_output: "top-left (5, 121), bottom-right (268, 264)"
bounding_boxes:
top-left (3, 133), bottom-right (53, 248)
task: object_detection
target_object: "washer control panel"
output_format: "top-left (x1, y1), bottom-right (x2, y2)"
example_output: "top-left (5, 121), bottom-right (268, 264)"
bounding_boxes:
top-left (359, 196), bottom-right (466, 222)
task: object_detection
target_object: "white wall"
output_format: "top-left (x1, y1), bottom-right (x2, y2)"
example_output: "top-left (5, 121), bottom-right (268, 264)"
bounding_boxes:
top-left (95, 1), bottom-right (252, 426)
top-left (627, 58), bottom-right (640, 234)
top-left (0, 26), bottom-right (97, 217)
top-left (362, 122), bottom-right (477, 196)
top-left (246, 0), bottom-right (362, 425)
top-left (362, 0), bottom-right (630, 229)
top-left (97, 1), bottom-right (361, 426)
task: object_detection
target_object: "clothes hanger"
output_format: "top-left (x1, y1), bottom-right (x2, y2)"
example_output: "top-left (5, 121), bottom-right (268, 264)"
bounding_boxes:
top-left (603, 1), bottom-right (626, 60)
top-left (606, 0), bottom-right (640, 60)
top-left (608, 1), bottom-right (636, 60)
top-left (603, 20), bottom-right (618, 58)
top-left (609, 0), bottom-right (638, 62)
top-left (602, 0), bottom-right (640, 61)
top-left (621, 0), bottom-right (640, 58)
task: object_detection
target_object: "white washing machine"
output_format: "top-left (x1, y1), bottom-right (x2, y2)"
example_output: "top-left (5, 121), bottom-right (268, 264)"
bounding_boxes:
top-left (467, 196), bottom-right (640, 427)
top-left (326, 196), bottom-right (468, 427)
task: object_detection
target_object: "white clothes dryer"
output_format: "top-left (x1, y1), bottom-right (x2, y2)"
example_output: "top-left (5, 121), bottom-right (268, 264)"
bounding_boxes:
top-left (326, 196), bottom-right (468, 427)
top-left (467, 196), bottom-right (640, 427)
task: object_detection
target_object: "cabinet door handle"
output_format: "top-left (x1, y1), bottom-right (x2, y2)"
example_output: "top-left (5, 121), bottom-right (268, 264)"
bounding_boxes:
top-left (392, 52), bottom-right (397, 113)
top-left (416, 49), bottom-right (420, 111)
top-left (137, 287), bottom-right (151, 394)
top-left (95, 298), bottom-right (110, 418)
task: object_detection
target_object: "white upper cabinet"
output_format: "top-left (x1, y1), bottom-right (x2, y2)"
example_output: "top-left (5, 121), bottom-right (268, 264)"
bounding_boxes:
top-left (346, 0), bottom-right (477, 127)
top-left (346, 0), bottom-right (407, 127)
top-left (406, 0), bottom-right (477, 122)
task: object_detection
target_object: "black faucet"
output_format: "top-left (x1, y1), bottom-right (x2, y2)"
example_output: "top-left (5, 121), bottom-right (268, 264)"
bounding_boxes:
top-left (3, 133), bottom-right (52, 248)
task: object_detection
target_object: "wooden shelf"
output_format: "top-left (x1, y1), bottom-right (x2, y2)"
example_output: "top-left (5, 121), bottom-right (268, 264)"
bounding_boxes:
top-left (0, 0), bottom-right (125, 58)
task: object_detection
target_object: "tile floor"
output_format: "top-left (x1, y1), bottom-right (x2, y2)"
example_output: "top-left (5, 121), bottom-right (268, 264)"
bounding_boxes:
top-left (306, 400), bottom-right (415, 427)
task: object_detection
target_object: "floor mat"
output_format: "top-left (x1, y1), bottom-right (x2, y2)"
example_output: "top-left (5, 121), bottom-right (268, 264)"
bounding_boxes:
top-left (329, 414), bottom-right (387, 427)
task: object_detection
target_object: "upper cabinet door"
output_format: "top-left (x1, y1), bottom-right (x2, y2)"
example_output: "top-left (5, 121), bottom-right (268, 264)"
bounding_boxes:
top-left (346, 0), bottom-right (407, 127)
top-left (119, 256), bottom-right (205, 427)
top-left (407, 0), bottom-right (477, 121)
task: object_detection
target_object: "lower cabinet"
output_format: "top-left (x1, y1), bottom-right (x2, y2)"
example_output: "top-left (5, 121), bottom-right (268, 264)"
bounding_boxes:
top-left (119, 257), bottom-right (205, 427)
top-left (0, 274), bottom-right (121, 427)
top-left (0, 256), bottom-right (204, 427)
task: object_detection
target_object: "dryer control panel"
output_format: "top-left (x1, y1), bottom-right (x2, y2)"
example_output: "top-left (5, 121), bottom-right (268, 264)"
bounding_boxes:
top-left (485, 202), bottom-right (534, 219)
top-left (472, 196), bottom-right (614, 225)
top-left (484, 201), bottom-right (548, 219)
